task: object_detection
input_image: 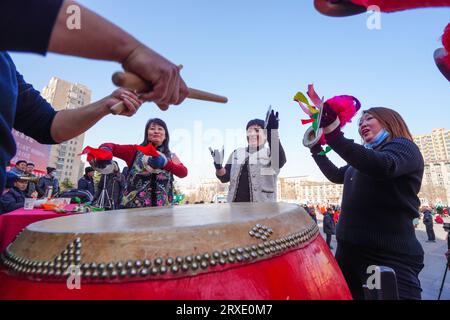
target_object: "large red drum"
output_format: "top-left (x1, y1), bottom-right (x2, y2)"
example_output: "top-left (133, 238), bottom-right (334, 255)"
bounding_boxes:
top-left (0, 203), bottom-right (351, 300)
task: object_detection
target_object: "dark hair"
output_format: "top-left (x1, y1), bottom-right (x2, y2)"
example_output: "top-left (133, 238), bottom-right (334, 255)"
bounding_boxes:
top-left (27, 162), bottom-right (35, 167)
top-left (141, 118), bottom-right (171, 156)
top-left (360, 107), bottom-right (413, 142)
top-left (46, 167), bottom-right (56, 174)
top-left (246, 119), bottom-right (265, 131)
top-left (16, 160), bottom-right (27, 166)
top-left (85, 167), bottom-right (95, 174)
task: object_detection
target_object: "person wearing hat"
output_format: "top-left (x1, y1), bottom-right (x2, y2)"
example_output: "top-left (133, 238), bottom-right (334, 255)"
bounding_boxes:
top-left (36, 167), bottom-right (59, 198)
top-left (78, 167), bottom-right (96, 199)
top-left (0, 172), bottom-right (37, 214)
top-left (212, 110), bottom-right (286, 203)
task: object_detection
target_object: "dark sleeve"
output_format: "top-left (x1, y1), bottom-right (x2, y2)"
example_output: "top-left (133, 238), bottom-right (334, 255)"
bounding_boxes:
top-left (77, 178), bottom-right (86, 191)
top-left (0, 192), bottom-right (23, 213)
top-left (13, 71), bottom-right (57, 144)
top-left (273, 141), bottom-right (287, 169)
top-left (327, 133), bottom-right (423, 179)
top-left (26, 182), bottom-right (36, 197)
top-left (36, 178), bottom-right (45, 196)
top-left (217, 163), bottom-right (232, 183)
top-left (95, 175), bottom-right (104, 199)
top-left (217, 151), bottom-right (234, 183)
top-left (0, 0), bottom-right (64, 54)
top-left (268, 130), bottom-right (286, 169)
top-left (280, 143), bottom-right (286, 169)
top-left (312, 153), bottom-right (349, 184)
top-left (54, 179), bottom-right (59, 195)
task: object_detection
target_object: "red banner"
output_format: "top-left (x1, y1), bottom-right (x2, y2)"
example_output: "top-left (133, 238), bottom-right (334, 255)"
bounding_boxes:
top-left (10, 130), bottom-right (51, 175)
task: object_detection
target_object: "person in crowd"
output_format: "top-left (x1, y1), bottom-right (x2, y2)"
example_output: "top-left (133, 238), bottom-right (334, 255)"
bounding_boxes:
top-left (307, 105), bottom-right (425, 300)
top-left (423, 207), bottom-right (436, 242)
top-left (323, 207), bottom-right (336, 249)
top-left (96, 118), bottom-right (188, 208)
top-left (303, 204), bottom-right (317, 223)
top-left (0, 0), bottom-right (189, 194)
top-left (10, 160), bottom-right (27, 176)
top-left (37, 167), bottom-right (60, 198)
top-left (78, 167), bottom-right (96, 198)
top-left (0, 173), bottom-right (37, 214)
top-left (435, 214), bottom-right (444, 224)
top-left (95, 161), bottom-right (126, 210)
top-left (334, 207), bottom-right (340, 225)
top-left (212, 110), bottom-right (287, 203)
top-left (25, 162), bottom-right (37, 197)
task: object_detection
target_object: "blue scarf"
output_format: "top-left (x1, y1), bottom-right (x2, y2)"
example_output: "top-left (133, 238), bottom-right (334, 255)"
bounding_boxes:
top-left (364, 129), bottom-right (390, 149)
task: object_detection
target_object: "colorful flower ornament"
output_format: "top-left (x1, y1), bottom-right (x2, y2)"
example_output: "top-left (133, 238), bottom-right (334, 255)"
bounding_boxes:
top-left (295, 85), bottom-right (361, 155)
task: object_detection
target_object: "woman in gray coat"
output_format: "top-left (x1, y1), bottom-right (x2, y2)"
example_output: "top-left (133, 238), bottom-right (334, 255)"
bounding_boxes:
top-left (211, 111), bottom-right (286, 203)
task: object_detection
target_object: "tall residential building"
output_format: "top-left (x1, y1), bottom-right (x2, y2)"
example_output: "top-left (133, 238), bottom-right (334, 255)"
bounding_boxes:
top-left (413, 128), bottom-right (450, 163)
top-left (41, 77), bottom-right (92, 185)
top-left (414, 129), bottom-right (450, 204)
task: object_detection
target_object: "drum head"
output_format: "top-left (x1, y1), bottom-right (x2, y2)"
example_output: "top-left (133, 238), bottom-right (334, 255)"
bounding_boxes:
top-left (1, 203), bottom-right (319, 283)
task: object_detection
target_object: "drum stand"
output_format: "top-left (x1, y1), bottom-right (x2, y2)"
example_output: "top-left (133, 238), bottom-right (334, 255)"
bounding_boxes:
top-left (97, 175), bottom-right (113, 210)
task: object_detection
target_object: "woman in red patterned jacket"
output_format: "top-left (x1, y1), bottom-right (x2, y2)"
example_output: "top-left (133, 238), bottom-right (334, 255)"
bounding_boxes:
top-left (100, 118), bottom-right (187, 208)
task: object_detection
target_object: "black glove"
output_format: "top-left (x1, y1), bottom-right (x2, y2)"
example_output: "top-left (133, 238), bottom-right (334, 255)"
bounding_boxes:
top-left (319, 103), bottom-right (338, 129)
top-left (266, 110), bottom-right (279, 130)
top-left (310, 144), bottom-right (324, 155)
top-left (209, 147), bottom-right (224, 170)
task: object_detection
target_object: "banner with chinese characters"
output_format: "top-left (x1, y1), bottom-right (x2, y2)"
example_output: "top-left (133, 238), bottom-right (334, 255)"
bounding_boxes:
top-left (10, 129), bottom-right (51, 175)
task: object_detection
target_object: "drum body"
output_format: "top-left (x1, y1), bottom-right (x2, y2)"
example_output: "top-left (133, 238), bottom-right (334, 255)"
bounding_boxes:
top-left (0, 203), bottom-right (351, 300)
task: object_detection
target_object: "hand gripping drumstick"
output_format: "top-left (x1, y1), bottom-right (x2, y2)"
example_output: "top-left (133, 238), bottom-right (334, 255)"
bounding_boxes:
top-left (110, 70), bottom-right (228, 115)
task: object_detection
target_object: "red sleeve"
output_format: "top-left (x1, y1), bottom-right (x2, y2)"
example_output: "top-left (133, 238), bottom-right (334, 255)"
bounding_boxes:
top-left (163, 160), bottom-right (188, 178)
top-left (100, 143), bottom-right (137, 168)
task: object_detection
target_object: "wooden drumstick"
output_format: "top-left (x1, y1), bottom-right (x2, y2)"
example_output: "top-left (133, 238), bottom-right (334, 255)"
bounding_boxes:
top-left (110, 71), bottom-right (228, 115)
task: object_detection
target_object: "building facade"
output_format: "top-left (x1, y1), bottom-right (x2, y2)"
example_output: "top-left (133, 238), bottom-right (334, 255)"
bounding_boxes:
top-left (278, 176), bottom-right (343, 205)
top-left (414, 128), bottom-right (450, 163)
top-left (41, 77), bottom-right (92, 185)
top-left (181, 179), bottom-right (229, 204)
top-left (414, 129), bottom-right (450, 205)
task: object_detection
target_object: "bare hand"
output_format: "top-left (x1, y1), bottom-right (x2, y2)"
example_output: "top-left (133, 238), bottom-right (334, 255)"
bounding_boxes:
top-left (122, 45), bottom-right (189, 110)
top-left (105, 89), bottom-right (143, 117)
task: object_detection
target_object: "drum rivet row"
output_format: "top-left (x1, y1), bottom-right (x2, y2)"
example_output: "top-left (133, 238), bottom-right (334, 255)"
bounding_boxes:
top-left (0, 225), bottom-right (321, 283)
top-left (249, 224), bottom-right (273, 241)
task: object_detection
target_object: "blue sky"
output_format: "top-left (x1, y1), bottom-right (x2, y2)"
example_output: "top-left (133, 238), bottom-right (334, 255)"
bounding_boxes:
top-left (11, 1), bottom-right (450, 185)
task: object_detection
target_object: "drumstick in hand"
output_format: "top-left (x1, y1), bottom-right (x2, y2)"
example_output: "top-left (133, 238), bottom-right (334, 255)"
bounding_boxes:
top-left (110, 71), bottom-right (228, 115)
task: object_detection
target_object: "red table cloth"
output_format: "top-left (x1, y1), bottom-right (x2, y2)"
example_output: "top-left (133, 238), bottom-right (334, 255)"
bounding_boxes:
top-left (0, 206), bottom-right (78, 252)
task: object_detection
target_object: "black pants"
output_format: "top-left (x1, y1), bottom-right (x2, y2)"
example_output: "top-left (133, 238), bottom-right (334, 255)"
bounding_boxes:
top-left (335, 241), bottom-right (424, 300)
top-left (425, 226), bottom-right (436, 241)
top-left (326, 233), bottom-right (333, 248)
